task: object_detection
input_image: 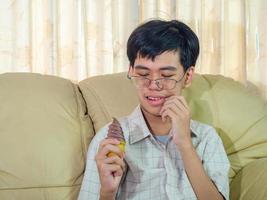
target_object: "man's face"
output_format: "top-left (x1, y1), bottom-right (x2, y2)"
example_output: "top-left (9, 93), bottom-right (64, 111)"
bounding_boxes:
top-left (129, 51), bottom-right (194, 117)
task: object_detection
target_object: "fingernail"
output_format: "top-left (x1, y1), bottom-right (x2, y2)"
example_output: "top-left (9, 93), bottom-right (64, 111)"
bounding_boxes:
top-left (114, 139), bottom-right (120, 144)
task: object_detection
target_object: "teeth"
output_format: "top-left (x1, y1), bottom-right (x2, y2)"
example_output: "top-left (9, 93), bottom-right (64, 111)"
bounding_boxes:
top-left (147, 96), bottom-right (163, 101)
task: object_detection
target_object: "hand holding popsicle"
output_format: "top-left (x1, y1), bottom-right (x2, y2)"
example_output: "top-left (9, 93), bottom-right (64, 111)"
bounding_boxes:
top-left (95, 117), bottom-right (126, 198)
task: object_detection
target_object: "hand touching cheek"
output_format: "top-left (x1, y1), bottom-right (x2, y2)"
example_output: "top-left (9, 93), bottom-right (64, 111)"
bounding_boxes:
top-left (160, 96), bottom-right (192, 149)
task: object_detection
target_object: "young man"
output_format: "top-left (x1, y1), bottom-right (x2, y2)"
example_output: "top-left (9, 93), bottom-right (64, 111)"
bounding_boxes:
top-left (78, 19), bottom-right (230, 200)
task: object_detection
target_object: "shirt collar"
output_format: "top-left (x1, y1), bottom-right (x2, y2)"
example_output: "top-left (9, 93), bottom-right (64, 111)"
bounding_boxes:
top-left (127, 105), bottom-right (198, 145)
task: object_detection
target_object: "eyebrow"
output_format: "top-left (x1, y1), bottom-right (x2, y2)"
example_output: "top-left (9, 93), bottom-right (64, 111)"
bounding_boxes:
top-left (134, 65), bottom-right (177, 71)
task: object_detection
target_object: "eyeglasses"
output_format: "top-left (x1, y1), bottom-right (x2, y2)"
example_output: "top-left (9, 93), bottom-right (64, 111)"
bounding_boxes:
top-left (127, 73), bottom-right (185, 90)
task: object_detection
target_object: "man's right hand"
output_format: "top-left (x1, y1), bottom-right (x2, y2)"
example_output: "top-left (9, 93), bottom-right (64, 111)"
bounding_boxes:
top-left (95, 138), bottom-right (126, 200)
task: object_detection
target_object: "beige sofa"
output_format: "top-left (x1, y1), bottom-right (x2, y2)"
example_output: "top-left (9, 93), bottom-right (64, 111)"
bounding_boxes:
top-left (0, 72), bottom-right (266, 200)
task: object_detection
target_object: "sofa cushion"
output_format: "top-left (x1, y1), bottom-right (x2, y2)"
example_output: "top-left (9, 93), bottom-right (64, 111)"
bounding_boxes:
top-left (79, 72), bottom-right (267, 183)
top-left (0, 73), bottom-right (94, 200)
top-left (230, 158), bottom-right (267, 200)
top-left (79, 72), bottom-right (139, 132)
top-left (182, 74), bottom-right (267, 181)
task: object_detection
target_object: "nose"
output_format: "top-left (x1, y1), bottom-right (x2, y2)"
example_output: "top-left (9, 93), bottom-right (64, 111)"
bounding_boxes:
top-left (148, 79), bottom-right (162, 90)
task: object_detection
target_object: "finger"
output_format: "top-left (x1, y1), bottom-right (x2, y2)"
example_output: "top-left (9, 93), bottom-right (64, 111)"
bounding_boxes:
top-left (161, 105), bottom-right (176, 122)
top-left (107, 163), bottom-right (124, 177)
top-left (102, 163), bottom-right (124, 177)
top-left (161, 103), bottom-right (190, 124)
top-left (161, 108), bottom-right (177, 123)
top-left (161, 99), bottom-right (189, 119)
top-left (160, 100), bottom-right (183, 116)
top-left (103, 156), bottom-right (126, 172)
top-left (166, 101), bottom-right (188, 117)
top-left (159, 97), bottom-right (176, 115)
top-left (176, 96), bottom-right (189, 110)
top-left (96, 144), bottom-right (124, 160)
top-left (113, 169), bottom-right (124, 177)
top-left (170, 97), bottom-right (191, 118)
top-left (167, 95), bottom-right (189, 110)
top-left (165, 96), bottom-right (188, 110)
top-left (161, 97), bottom-right (189, 117)
top-left (99, 138), bottom-right (120, 150)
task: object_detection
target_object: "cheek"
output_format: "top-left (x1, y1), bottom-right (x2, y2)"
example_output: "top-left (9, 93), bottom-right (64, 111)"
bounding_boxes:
top-left (169, 87), bottom-right (182, 96)
top-left (136, 89), bottom-right (145, 99)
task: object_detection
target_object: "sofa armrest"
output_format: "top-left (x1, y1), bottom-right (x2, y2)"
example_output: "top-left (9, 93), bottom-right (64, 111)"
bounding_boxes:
top-left (230, 158), bottom-right (267, 200)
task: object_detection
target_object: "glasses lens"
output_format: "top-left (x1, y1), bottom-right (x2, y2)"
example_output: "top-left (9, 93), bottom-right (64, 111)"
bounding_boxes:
top-left (162, 79), bottom-right (176, 90)
top-left (130, 77), bottom-right (177, 90)
top-left (132, 77), bottom-right (149, 88)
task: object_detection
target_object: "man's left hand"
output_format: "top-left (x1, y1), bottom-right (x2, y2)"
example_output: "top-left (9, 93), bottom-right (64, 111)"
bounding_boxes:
top-left (160, 95), bottom-right (192, 149)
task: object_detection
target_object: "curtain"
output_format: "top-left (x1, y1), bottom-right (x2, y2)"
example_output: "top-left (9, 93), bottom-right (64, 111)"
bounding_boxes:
top-left (0, 0), bottom-right (266, 98)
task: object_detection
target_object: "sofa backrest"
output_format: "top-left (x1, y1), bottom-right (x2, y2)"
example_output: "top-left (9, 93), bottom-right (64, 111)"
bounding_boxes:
top-left (0, 73), bottom-right (94, 200)
top-left (79, 72), bottom-right (267, 182)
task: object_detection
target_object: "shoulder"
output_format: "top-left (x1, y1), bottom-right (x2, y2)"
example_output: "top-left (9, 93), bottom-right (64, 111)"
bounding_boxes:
top-left (92, 124), bottom-right (109, 142)
top-left (87, 123), bottom-right (109, 156)
top-left (190, 119), bottom-right (222, 143)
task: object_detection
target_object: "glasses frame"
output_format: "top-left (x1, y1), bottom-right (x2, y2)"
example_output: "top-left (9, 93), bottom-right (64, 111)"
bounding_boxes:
top-left (127, 72), bottom-right (186, 90)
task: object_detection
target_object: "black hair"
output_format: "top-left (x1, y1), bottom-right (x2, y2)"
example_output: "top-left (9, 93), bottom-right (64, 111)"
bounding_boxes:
top-left (127, 19), bottom-right (199, 71)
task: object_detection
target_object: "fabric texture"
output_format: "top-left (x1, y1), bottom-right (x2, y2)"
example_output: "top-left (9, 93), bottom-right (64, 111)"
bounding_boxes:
top-left (78, 105), bottom-right (230, 200)
top-left (1, 71), bottom-right (266, 200)
top-left (230, 158), bottom-right (267, 200)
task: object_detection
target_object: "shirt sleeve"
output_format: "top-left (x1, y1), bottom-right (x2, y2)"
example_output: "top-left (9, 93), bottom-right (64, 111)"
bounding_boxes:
top-left (78, 126), bottom-right (108, 200)
top-left (202, 128), bottom-right (230, 200)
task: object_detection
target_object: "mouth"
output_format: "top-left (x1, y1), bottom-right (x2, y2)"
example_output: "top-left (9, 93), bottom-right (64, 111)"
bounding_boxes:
top-left (145, 95), bottom-right (166, 106)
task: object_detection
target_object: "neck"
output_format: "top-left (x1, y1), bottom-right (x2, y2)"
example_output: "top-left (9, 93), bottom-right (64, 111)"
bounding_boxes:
top-left (141, 106), bottom-right (171, 136)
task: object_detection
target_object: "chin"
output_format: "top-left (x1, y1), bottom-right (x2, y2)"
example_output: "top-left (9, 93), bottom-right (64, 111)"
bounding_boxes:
top-left (140, 103), bottom-right (162, 117)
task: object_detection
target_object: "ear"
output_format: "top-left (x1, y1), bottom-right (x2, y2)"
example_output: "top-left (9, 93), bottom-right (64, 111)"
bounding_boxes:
top-left (127, 65), bottom-right (134, 78)
top-left (127, 65), bottom-right (134, 77)
top-left (183, 67), bottom-right (195, 88)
